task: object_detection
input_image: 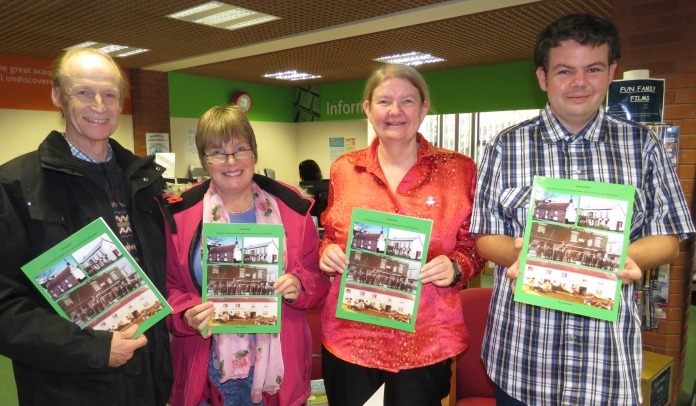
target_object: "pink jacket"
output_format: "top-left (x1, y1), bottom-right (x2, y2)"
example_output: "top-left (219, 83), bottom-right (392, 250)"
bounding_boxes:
top-left (158, 176), bottom-right (331, 406)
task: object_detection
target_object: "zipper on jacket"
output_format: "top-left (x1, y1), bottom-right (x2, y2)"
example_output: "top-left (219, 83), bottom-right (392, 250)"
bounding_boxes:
top-left (189, 220), bottom-right (204, 295)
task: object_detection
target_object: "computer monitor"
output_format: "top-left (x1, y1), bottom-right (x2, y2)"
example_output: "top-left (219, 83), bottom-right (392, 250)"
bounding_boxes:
top-left (299, 180), bottom-right (330, 227)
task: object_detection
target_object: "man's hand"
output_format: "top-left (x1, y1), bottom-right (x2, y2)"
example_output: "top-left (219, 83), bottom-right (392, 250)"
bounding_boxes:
top-left (616, 255), bottom-right (642, 285)
top-left (108, 324), bottom-right (147, 367)
top-left (504, 238), bottom-right (524, 293)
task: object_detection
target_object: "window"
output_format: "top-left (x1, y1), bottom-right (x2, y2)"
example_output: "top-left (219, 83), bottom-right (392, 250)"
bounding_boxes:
top-left (419, 109), bottom-right (540, 163)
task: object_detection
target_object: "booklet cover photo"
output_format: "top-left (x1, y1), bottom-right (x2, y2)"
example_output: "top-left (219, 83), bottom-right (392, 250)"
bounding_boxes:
top-left (336, 208), bottom-right (432, 332)
top-left (202, 223), bottom-right (284, 334)
top-left (21, 218), bottom-right (171, 337)
top-left (515, 176), bottom-right (635, 322)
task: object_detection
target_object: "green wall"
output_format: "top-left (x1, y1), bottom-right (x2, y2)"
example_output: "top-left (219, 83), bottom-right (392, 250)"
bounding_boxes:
top-left (318, 60), bottom-right (548, 121)
top-left (168, 60), bottom-right (548, 122)
top-left (168, 72), bottom-right (295, 122)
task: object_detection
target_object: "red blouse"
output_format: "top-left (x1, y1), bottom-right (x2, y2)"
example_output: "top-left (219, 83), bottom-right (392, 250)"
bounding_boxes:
top-left (319, 134), bottom-right (485, 372)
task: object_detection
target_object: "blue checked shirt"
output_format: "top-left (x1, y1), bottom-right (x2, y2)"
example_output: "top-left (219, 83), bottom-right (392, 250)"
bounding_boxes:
top-left (470, 104), bottom-right (695, 405)
top-left (62, 132), bottom-right (114, 162)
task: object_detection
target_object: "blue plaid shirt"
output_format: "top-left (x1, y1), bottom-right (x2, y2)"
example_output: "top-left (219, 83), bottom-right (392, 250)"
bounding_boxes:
top-left (470, 104), bottom-right (695, 405)
top-left (62, 132), bottom-right (114, 162)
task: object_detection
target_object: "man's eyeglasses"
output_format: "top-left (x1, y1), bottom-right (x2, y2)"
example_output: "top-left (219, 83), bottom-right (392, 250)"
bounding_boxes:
top-left (204, 149), bottom-right (255, 164)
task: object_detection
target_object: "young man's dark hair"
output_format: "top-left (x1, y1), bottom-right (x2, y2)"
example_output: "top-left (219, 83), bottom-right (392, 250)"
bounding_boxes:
top-left (533, 13), bottom-right (621, 71)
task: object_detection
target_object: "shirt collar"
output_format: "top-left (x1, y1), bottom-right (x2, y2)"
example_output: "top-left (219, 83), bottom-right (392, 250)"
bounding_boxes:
top-left (62, 132), bottom-right (114, 163)
top-left (540, 103), bottom-right (605, 143)
top-left (348, 133), bottom-right (438, 171)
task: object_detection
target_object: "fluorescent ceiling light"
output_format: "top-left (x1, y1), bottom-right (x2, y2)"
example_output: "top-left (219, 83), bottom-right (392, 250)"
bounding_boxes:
top-left (194, 7), bottom-right (255, 25)
top-left (168, 2), bottom-right (223, 19)
top-left (64, 41), bottom-right (98, 50)
top-left (97, 45), bottom-right (129, 54)
top-left (64, 42), bottom-right (149, 58)
top-left (225, 15), bottom-right (279, 30)
top-left (115, 48), bottom-right (150, 58)
top-left (374, 51), bottom-right (445, 66)
top-left (168, 2), bottom-right (278, 31)
top-left (264, 70), bottom-right (322, 81)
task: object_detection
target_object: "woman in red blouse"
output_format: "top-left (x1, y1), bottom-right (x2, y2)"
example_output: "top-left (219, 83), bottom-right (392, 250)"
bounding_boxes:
top-left (318, 64), bottom-right (486, 406)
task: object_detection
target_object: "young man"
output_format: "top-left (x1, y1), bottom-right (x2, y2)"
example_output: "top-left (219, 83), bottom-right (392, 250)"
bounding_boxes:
top-left (470, 13), bottom-right (694, 405)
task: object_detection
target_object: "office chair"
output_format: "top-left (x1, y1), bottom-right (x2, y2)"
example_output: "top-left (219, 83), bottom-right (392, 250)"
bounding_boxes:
top-left (452, 288), bottom-right (496, 406)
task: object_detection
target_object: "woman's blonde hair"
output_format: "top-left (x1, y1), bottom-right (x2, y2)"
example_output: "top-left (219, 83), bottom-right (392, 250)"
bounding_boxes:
top-left (362, 64), bottom-right (430, 109)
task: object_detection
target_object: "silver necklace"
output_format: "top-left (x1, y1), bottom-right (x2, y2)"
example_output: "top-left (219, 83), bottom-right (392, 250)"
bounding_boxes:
top-left (226, 198), bottom-right (255, 214)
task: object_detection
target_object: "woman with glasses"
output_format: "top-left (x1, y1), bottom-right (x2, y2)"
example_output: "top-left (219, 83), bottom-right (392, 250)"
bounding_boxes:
top-left (158, 105), bottom-right (330, 406)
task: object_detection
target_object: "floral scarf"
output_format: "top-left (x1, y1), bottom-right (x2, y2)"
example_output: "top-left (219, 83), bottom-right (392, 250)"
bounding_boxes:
top-left (203, 181), bottom-right (286, 403)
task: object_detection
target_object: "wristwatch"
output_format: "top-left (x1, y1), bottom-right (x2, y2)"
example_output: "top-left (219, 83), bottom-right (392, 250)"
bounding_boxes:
top-left (450, 259), bottom-right (463, 287)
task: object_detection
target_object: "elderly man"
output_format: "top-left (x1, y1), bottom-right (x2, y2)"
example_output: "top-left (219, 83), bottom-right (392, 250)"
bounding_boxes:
top-left (0, 49), bottom-right (172, 405)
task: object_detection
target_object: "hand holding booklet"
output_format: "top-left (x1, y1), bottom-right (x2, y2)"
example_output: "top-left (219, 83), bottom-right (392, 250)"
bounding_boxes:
top-left (335, 208), bottom-right (432, 332)
top-left (515, 176), bottom-right (635, 321)
top-left (21, 218), bottom-right (171, 337)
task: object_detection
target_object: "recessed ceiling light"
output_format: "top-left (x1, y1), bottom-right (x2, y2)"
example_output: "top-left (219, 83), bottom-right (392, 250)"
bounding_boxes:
top-left (193, 7), bottom-right (255, 26)
top-left (115, 48), bottom-right (150, 58)
top-left (64, 41), bottom-right (98, 50)
top-left (225, 15), bottom-right (279, 31)
top-left (63, 42), bottom-right (149, 58)
top-left (97, 45), bottom-right (130, 54)
top-left (168, 2), bottom-right (224, 19)
top-left (264, 70), bottom-right (322, 81)
top-left (168, 2), bottom-right (278, 31)
top-left (374, 51), bottom-right (445, 66)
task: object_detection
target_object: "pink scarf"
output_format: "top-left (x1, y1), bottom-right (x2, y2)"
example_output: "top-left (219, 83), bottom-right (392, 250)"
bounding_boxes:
top-left (203, 181), bottom-right (286, 403)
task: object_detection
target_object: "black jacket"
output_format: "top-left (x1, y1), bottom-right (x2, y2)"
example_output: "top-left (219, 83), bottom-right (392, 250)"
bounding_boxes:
top-left (0, 131), bottom-right (173, 405)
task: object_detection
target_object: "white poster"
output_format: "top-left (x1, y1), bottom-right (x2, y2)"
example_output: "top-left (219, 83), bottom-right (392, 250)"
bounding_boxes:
top-left (185, 129), bottom-right (198, 162)
top-left (155, 153), bottom-right (176, 179)
top-left (345, 137), bottom-right (356, 153)
top-left (329, 137), bottom-right (345, 164)
top-left (146, 133), bottom-right (170, 155)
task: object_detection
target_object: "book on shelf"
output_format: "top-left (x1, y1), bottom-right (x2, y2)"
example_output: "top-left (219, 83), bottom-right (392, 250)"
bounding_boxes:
top-left (335, 208), bottom-right (432, 332)
top-left (21, 218), bottom-right (171, 337)
top-left (202, 223), bottom-right (284, 334)
top-left (515, 176), bottom-right (635, 322)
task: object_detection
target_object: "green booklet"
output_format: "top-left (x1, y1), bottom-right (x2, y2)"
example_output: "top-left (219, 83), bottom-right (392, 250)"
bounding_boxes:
top-left (202, 223), bottom-right (284, 334)
top-left (306, 379), bottom-right (328, 405)
top-left (515, 176), bottom-right (636, 321)
top-left (21, 218), bottom-right (171, 338)
top-left (336, 208), bottom-right (432, 332)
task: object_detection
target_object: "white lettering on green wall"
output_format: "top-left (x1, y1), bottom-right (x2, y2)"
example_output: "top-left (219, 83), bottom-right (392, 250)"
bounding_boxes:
top-left (326, 100), bottom-right (362, 116)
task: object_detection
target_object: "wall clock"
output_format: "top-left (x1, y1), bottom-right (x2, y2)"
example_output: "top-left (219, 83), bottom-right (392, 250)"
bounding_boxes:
top-left (232, 91), bottom-right (252, 113)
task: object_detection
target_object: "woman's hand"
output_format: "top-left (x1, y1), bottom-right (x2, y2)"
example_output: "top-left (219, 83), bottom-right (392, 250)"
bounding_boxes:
top-left (184, 302), bottom-right (215, 338)
top-left (319, 244), bottom-right (349, 276)
top-left (420, 255), bottom-right (456, 287)
top-left (275, 274), bottom-right (301, 301)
